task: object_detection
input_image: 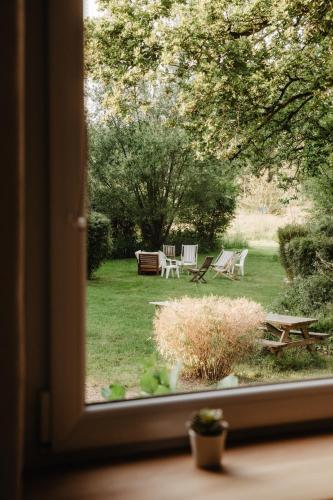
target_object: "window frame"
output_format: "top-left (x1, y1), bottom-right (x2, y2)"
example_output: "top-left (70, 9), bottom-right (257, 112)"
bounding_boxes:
top-left (49, 0), bottom-right (333, 454)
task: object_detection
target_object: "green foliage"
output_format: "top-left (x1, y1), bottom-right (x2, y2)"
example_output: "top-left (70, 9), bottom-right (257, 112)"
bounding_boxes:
top-left (101, 383), bottom-right (126, 401)
top-left (86, 0), bottom-right (333, 182)
top-left (101, 357), bottom-right (182, 400)
top-left (180, 165), bottom-right (237, 249)
top-left (276, 216), bottom-right (333, 337)
top-left (287, 235), bottom-right (333, 278)
top-left (221, 233), bottom-right (249, 250)
top-left (166, 228), bottom-right (220, 253)
top-left (140, 357), bottom-right (182, 395)
top-left (166, 228), bottom-right (200, 254)
top-left (315, 303), bottom-right (333, 335)
top-left (87, 211), bottom-right (112, 278)
top-left (316, 217), bottom-right (333, 238)
top-left (111, 234), bottom-right (142, 259)
top-left (286, 236), bottom-right (320, 278)
top-left (250, 348), bottom-right (327, 375)
top-left (278, 221), bottom-right (333, 280)
top-left (89, 115), bottom-right (237, 252)
top-left (305, 174), bottom-right (333, 221)
top-left (274, 273), bottom-right (333, 335)
top-left (275, 274), bottom-right (333, 316)
top-left (189, 409), bottom-right (224, 436)
top-left (277, 224), bottom-right (309, 280)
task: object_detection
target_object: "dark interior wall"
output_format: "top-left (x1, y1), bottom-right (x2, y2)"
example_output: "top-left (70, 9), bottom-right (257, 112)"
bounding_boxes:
top-left (0, 2), bottom-right (26, 499)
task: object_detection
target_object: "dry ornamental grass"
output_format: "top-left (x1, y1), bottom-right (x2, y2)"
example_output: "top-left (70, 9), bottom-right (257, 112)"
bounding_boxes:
top-left (154, 296), bottom-right (265, 381)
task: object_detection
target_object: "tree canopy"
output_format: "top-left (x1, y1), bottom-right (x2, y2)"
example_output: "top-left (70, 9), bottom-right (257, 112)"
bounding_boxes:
top-left (86, 0), bottom-right (333, 183)
top-left (88, 110), bottom-right (236, 250)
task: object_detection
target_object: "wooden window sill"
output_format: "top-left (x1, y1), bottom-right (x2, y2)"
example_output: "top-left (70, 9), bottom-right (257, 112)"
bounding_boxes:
top-left (24, 432), bottom-right (333, 500)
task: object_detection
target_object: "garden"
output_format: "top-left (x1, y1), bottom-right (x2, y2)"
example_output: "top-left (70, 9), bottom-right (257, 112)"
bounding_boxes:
top-left (84, 0), bottom-right (333, 402)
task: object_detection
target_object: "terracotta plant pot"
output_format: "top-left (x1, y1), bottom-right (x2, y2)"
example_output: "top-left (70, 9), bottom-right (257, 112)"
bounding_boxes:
top-left (189, 421), bottom-right (229, 469)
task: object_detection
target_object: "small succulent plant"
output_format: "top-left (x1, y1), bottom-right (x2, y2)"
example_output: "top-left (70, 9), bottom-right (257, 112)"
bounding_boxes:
top-left (189, 408), bottom-right (225, 436)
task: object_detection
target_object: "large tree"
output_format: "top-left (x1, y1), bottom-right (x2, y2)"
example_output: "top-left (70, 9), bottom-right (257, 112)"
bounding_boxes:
top-left (89, 110), bottom-right (237, 250)
top-left (89, 115), bottom-right (204, 249)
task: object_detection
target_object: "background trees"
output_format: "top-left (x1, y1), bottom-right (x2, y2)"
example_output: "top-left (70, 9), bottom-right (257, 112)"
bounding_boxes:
top-left (85, 0), bottom-right (333, 257)
top-left (86, 0), bottom-right (333, 182)
top-left (88, 112), bottom-right (236, 253)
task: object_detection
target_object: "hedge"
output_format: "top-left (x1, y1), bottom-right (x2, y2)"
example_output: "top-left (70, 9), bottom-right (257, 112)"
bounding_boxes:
top-left (87, 211), bottom-right (112, 278)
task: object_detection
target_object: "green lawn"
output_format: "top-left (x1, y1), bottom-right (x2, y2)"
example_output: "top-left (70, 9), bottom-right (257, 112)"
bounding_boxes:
top-left (86, 247), bottom-right (333, 401)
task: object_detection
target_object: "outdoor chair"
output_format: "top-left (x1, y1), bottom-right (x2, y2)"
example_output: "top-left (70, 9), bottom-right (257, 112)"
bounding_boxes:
top-left (181, 244), bottom-right (198, 271)
top-left (211, 250), bottom-right (233, 273)
top-left (212, 250), bottom-right (238, 279)
top-left (162, 244), bottom-right (176, 259)
top-left (233, 249), bottom-right (248, 276)
top-left (158, 251), bottom-right (180, 279)
top-left (138, 252), bottom-right (160, 275)
top-left (188, 256), bottom-right (214, 283)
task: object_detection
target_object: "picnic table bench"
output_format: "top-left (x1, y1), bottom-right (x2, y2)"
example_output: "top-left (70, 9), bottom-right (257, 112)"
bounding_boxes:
top-left (261, 313), bottom-right (330, 354)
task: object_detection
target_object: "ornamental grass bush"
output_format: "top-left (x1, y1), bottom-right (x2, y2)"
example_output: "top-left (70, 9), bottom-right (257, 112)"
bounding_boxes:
top-left (154, 296), bottom-right (265, 381)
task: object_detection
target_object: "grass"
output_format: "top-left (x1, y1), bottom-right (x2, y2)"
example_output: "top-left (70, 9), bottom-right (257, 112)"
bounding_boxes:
top-left (86, 247), bottom-right (333, 401)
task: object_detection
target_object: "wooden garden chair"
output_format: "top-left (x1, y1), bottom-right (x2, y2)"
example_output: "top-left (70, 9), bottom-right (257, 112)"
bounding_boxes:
top-left (212, 250), bottom-right (233, 277)
top-left (188, 256), bottom-right (214, 283)
top-left (162, 244), bottom-right (176, 259)
top-left (212, 251), bottom-right (239, 280)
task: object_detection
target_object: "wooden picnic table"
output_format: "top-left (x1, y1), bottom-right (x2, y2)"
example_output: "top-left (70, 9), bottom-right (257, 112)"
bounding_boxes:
top-left (261, 313), bottom-right (329, 354)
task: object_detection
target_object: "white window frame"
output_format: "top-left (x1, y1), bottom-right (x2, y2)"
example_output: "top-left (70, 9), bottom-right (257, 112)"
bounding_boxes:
top-left (49, 0), bottom-right (333, 453)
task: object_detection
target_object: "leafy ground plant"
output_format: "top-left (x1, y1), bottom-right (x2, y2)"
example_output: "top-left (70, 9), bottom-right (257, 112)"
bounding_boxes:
top-left (101, 356), bottom-right (182, 401)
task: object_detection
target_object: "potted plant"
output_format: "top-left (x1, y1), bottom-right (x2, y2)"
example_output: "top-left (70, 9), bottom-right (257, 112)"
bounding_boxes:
top-left (188, 408), bottom-right (229, 469)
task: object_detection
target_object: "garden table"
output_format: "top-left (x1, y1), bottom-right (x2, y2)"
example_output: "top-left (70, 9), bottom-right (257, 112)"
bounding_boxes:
top-left (261, 313), bottom-right (329, 354)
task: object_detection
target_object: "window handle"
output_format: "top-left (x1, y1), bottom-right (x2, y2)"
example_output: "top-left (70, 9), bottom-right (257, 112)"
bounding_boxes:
top-left (69, 214), bottom-right (87, 230)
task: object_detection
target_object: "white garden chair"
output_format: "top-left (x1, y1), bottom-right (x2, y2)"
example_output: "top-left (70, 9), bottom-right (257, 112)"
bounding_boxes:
top-left (181, 244), bottom-right (198, 271)
top-left (158, 251), bottom-right (180, 279)
top-left (233, 249), bottom-right (249, 276)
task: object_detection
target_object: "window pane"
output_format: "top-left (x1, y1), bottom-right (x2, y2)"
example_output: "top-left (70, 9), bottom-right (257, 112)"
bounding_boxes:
top-left (84, 0), bottom-right (333, 404)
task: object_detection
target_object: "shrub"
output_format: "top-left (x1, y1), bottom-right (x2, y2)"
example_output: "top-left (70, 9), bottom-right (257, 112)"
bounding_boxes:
top-left (111, 234), bottom-right (142, 259)
top-left (87, 211), bottom-right (112, 278)
top-left (314, 216), bottom-right (333, 237)
top-left (250, 348), bottom-right (326, 374)
top-left (273, 274), bottom-right (333, 324)
top-left (285, 234), bottom-right (333, 278)
top-left (277, 224), bottom-right (309, 280)
top-left (315, 303), bottom-right (333, 335)
top-left (285, 236), bottom-right (319, 278)
top-left (154, 296), bottom-right (265, 381)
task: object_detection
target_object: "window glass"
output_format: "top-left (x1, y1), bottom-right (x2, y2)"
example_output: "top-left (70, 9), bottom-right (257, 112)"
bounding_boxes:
top-left (84, 0), bottom-right (333, 404)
